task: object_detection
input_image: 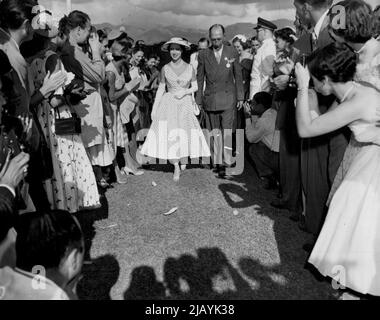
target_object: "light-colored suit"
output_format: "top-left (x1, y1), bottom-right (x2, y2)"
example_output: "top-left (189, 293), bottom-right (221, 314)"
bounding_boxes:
top-left (249, 38), bottom-right (276, 100)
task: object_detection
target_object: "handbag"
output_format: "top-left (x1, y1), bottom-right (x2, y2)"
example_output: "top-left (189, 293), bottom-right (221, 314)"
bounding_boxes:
top-left (54, 108), bottom-right (82, 136)
top-left (30, 110), bottom-right (54, 181)
top-left (0, 126), bottom-right (22, 169)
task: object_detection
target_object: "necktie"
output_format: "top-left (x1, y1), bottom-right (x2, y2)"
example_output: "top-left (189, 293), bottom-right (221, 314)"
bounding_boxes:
top-left (312, 31), bottom-right (318, 51)
top-left (216, 50), bottom-right (221, 64)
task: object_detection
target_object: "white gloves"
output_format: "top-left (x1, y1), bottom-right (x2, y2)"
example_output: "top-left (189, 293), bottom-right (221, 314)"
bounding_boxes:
top-left (151, 82), bottom-right (166, 121)
top-left (173, 81), bottom-right (198, 100)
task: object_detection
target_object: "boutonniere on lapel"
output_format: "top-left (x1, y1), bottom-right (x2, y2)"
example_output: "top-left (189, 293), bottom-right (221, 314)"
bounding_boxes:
top-left (224, 57), bottom-right (235, 68)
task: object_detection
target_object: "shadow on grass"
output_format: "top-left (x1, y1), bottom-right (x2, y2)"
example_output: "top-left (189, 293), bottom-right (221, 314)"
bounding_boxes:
top-left (122, 247), bottom-right (309, 300)
top-left (77, 254), bottom-right (120, 300)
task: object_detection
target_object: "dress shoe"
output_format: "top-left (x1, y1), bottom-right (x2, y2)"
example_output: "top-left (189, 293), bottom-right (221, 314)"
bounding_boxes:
top-left (218, 169), bottom-right (226, 178)
top-left (270, 199), bottom-right (291, 210)
top-left (302, 242), bottom-right (315, 253)
top-left (98, 178), bottom-right (111, 189)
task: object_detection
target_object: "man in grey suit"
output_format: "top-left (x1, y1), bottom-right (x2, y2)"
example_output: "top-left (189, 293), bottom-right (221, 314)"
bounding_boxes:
top-left (196, 24), bottom-right (244, 177)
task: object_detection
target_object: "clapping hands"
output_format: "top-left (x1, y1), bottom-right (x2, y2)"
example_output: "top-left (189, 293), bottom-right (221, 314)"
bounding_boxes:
top-left (18, 113), bottom-right (33, 141)
top-left (40, 71), bottom-right (67, 98)
top-left (0, 151), bottom-right (30, 190)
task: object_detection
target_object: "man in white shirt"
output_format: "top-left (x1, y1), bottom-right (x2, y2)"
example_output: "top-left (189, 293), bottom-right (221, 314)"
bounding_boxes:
top-left (249, 18), bottom-right (277, 101)
top-left (245, 92), bottom-right (280, 189)
top-left (0, 210), bottom-right (85, 300)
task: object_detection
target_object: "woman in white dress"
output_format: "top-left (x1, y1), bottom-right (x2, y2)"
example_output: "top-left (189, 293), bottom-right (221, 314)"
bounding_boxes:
top-left (140, 37), bottom-right (211, 181)
top-left (327, 0), bottom-right (380, 205)
top-left (295, 43), bottom-right (380, 298)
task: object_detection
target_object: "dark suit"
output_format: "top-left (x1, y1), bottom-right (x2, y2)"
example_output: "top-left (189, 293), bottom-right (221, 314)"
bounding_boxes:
top-left (0, 186), bottom-right (16, 241)
top-left (273, 40), bottom-right (310, 213)
top-left (300, 20), bottom-right (350, 236)
top-left (196, 46), bottom-right (244, 166)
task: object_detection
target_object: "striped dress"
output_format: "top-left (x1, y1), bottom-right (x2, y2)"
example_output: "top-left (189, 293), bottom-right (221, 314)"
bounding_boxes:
top-left (140, 63), bottom-right (210, 161)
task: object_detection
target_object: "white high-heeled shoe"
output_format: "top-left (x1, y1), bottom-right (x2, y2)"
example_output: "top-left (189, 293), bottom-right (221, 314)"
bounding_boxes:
top-left (173, 165), bottom-right (181, 182)
top-left (121, 167), bottom-right (144, 176)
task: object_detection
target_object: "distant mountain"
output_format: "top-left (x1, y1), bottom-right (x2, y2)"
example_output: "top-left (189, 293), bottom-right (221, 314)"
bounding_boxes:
top-left (139, 26), bottom-right (207, 44)
top-left (95, 18), bottom-right (293, 45)
top-left (225, 19), bottom-right (294, 40)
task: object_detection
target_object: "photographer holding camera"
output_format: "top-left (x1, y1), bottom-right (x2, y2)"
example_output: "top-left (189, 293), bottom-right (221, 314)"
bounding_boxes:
top-left (245, 92), bottom-right (280, 191)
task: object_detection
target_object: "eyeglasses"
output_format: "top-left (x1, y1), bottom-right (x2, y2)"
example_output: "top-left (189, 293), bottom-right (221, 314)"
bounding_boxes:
top-left (211, 38), bottom-right (223, 42)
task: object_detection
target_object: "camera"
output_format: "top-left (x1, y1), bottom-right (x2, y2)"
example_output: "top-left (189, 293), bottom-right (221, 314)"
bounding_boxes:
top-left (289, 54), bottom-right (307, 88)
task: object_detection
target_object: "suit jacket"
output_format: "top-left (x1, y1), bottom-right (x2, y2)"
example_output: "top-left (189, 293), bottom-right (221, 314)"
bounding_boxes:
top-left (196, 46), bottom-right (244, 112)
top-left (0, 186), bottom-right (15, 225)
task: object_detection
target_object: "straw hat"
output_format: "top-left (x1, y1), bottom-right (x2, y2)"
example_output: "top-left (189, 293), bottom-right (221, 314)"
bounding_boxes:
top-left (161, 37), bottom-right (191, 52)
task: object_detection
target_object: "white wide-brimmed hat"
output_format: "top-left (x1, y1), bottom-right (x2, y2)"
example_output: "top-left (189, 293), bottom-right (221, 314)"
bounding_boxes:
top-left (232, 34), bottom-right (248, 43)
top-left (161, 37), bottom-right (191, 52)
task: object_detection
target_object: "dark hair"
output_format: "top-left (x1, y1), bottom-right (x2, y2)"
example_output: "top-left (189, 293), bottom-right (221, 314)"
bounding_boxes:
top-left (232, 37), bottom-right (250, 50)
top-left (132, 45), bottom-right (145, 55)
top-left (329, 0), bottom-right (373, 44)
top-left (58, 10), bottom-right (90, 36)
top-left (97, 29), bottom-right (107, 42)
top-left (148, 54), bottom-right (159, 60)
top-left (253, 92), bottom-right (272, 110)
top-left (372, 5), bottom-right (380, 36)
top-left (209, 24), bottom-right (225, 36)
top-left (198, 37), bottom-right (210, 45)
top-left (294, 0), bottom-right (333, 9)
top-left (307, 42), bottom-right (357, 83)
top-left (15, 210), bottom-right (84, 271)
top-left (274, 27), bottom-right (296, 45)
top-left (136, 40), bottom-right (145, 47)
top-left (108, 32), bottom-right (129, 48)
top-left (0, 0), bottom-right (37, 30)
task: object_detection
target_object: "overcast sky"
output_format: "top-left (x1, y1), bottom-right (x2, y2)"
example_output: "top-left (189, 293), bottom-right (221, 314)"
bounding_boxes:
top-left (39, 0), bottom-right (379, 29)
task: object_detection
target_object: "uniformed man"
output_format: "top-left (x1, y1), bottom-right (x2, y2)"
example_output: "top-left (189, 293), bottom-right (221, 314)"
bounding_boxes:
top-left (249, 18), bottom-right (277, 101)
